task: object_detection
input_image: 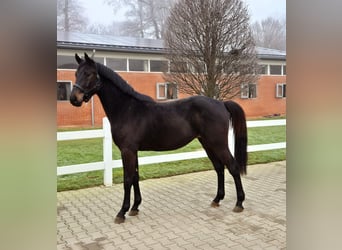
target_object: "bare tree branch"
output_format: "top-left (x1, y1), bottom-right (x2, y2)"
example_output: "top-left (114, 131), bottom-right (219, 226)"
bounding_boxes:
top-left (57, 0), bottom-right (88, 32)
top-left (251, 17), bottom-right (286, 50)
top-left (163, 0), bottom-right (259, 100)
top-left (105, 0), bottom-right (176, 38)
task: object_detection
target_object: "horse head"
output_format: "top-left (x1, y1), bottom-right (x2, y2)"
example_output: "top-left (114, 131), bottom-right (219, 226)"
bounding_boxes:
top-left (70, 53), bottom-right (102, 107)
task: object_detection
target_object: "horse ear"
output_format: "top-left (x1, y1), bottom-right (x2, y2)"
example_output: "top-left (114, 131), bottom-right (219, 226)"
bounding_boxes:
top-left (91, 49), bottom-right (96, 59)
top-left (84, 52), bottom-right (95, 63)
top-left (75, 53), bottom-right (83, 64)
top-left (84, 52), bottom-right (89, 60)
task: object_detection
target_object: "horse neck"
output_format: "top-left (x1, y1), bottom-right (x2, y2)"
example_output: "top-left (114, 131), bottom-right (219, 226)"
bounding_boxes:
top-left (96, 80), bottom-right (131, 123)
top-left (94, 63), bottom-right (153, 126)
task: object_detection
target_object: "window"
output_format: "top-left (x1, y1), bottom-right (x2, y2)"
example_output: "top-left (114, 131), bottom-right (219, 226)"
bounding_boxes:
top-left (57, 81), bottom-right (72, 101)
top-left (150, 60), bottom-right (169, 72)
top-left (57, 55), bottom-right (104, 69)
top-left (129, 59), bottom-right (148, 72)
top-left (57, 55), bottom-right (78, 69)
top-left (223, 61), bottom-right (239, 74)
top-left (241, 83), bottom-right (257, 99)
top-left (170, 61), bottom-right (188, 73)
top-left (259, 64), bottom-right (268, 75)
top-left (156, 83), bottom-right (178, 100)
top-left (106, 58), bottom-right (127, 71)
top-left (257, 63), bottom-right (286, 75)
top-left (270, 65), bottom-right (282, 75)
top-left (276, 83), bottom-right (286, 98)
top-left (93, 57), bottom-right (104, 64)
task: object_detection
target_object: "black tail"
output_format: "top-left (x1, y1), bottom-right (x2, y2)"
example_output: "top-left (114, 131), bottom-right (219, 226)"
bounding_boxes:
top-left (224, 101), bottom-right (248, 174)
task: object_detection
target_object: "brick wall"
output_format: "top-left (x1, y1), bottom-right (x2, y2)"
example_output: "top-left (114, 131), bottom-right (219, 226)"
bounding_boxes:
top-left (57, 70), bottom-right (286, 127)
top-left (234, 75), bottom-right (286, 118)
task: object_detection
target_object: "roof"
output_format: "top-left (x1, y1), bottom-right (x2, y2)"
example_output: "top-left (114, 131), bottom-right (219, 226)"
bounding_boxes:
top-left (255, 47), bottom-right (286, 60)
top-left (57, 31), bottom-right (164, 54)
top-left (57, 31), bottom-right (286, 60)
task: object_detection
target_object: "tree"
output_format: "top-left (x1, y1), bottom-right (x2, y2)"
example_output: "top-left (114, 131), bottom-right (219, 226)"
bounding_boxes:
top-left (86, 22), bottom-right (126, 36)
top-left (104, 0), bottom-right (175, 38)
top-left (164, 0), bottom-right (259, 100)
top-left (57, 0), bottom-right (88, 32)
top-left (251, 17), bottom-right (286, 51)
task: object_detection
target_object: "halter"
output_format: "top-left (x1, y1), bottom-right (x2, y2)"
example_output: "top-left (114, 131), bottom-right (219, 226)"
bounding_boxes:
top-left (73, 74), bottom-right (102, 102)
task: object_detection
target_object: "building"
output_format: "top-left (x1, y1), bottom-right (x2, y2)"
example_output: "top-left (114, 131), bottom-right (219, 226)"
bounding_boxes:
top-left (57, 31), bottom-right (286, 127)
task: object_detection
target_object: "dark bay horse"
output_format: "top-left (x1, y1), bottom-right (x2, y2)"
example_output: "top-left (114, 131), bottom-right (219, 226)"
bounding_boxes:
top-left (70, 53), bottom-right (248, 224)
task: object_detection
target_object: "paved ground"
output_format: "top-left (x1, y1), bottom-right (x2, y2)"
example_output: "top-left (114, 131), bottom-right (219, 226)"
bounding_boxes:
top-left (57, 161), bottom-right (286, 250)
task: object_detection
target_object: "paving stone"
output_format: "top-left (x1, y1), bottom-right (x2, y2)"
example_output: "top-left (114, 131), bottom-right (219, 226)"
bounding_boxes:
top-left (57, 161), bottom-right (286, 249)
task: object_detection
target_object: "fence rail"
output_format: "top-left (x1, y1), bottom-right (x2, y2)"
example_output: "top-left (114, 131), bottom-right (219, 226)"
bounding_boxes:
top-left (57, 117), bottom-right (286, 186)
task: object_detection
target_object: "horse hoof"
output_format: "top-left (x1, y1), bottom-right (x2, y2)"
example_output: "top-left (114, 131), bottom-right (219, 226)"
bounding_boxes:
top-left (114, 216), bottom-right (125, 224)
top-left (128, 209), bottom-right (139, 216)
top-left (232, 206), bottom-right (244, 213)
top-left (211, 201), bottom-right (220, 207)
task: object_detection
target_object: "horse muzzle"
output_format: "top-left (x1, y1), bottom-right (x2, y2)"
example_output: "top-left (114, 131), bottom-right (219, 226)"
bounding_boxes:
top-left (70, 87), bottom-right (85, 107)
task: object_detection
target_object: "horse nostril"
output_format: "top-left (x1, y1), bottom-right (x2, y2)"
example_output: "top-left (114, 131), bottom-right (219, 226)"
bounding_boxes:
top-left (70, 94), bottom-right (76, 103)
top-left (69, 88), bottom-right (85, 106)
top-left (70, 95), bottom-right (82, 107)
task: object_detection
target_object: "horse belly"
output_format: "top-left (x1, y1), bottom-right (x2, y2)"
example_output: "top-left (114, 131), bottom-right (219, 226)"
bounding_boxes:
top-left (139, 125), bottom-right (196, 151)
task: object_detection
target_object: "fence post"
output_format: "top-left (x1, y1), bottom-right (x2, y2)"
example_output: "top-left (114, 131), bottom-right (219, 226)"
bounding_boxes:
top-left (103, 117), bottom-right (113, 186)
top-left (228, 120), bottom-right (235, 157)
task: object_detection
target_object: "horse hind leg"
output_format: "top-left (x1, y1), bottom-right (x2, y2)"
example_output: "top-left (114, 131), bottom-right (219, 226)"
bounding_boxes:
top-left (226, 151), bottom-right (245, 212)
top-left (210, 158), bottom-right (225, 207)
top-left (207, 146), bottom-right (245, 212)
top-left (199, 139), bottom-right (225, 207)
top-left (231, 173), bottom-right (245, 213)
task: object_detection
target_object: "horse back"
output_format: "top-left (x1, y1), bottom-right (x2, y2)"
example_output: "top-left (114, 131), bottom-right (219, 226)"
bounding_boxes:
top-left (138, 96), bottom-right (229, 150)
top-left (111, 96), bottom-right (230, 151)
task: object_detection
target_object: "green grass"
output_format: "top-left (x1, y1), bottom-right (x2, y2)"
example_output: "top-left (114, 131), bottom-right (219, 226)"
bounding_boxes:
top-left (57, 125), bottom-right (286, 191)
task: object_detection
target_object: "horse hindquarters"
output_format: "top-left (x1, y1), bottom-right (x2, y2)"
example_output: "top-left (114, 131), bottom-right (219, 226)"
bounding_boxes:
top-left (222, 101), bottom-right (247, 212)
top-left (199, 101), bottom-right (247, 211)
top-left (224, 101), bottom-right (247, 174)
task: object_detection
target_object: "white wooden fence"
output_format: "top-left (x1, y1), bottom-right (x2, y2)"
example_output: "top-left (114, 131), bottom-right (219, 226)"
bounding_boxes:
top-left (57, 117), bottom-right (286, 186)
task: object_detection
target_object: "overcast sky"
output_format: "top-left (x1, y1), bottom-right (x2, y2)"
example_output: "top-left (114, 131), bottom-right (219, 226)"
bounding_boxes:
top-left (78, 0), bottom-right (286, 26)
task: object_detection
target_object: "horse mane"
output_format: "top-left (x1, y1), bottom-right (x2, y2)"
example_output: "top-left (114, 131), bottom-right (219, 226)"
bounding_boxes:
top-left (96, 62), bottom-right (154, 103)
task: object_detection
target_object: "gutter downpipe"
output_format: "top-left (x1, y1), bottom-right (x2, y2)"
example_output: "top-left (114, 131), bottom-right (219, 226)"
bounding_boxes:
top-left (91, 97), bottom-right (95, 127)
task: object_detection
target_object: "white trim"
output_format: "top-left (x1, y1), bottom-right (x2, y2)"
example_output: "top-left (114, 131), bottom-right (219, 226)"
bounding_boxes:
top-left (156, 82), bottom-right (178, 100)
top-left (247, 119), bottom-right (286, 127)
top-left (147, 60), bottom-right (150, 73)
top-left (57, 80), bottom-right (73, 102)
top-left (240, 83), bottom-right (249, 99)
top-left (156, 82), bottom-right (167, 100)
top-left (57, 68), bottom-right (76, 72)
top-left (241, 83), bottom-right (257, 99)
top-left (276, 83), bottom-right (286, 98)
top-left (57, 80), bottom-right (73, 84)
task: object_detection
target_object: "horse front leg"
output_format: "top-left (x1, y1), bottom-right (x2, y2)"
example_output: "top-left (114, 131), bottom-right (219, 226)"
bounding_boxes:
top-left (129, 159), bottom-right (141, 216)
top-left (115, 149), bottom-right (137, 224)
